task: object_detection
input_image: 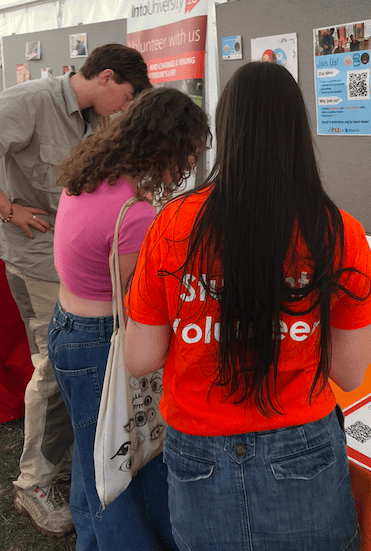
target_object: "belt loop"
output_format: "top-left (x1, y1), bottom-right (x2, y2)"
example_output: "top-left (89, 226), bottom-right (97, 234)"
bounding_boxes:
top-left (65, 316), bottom-right (74, 332)
top-left (58, 302), bottom-right (73, 332)
top-left (98, 317), bottom-right (105, 341)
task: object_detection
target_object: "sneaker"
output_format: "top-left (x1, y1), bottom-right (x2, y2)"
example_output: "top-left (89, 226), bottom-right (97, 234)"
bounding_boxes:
top-left (14, 484), bottom-right (74, 537)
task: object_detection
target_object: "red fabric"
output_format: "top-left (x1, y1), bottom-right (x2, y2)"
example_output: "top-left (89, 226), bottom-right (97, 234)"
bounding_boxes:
top-left (127, 189), bottom-right (371, 436)
top-left (0, 260), bottom-right (33, 423)
top-left (349, 461), bottom-right (371, 551)
top-left (0, 259), bottom-right (23, 328)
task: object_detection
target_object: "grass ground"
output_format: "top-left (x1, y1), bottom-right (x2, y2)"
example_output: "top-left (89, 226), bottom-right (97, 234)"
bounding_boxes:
top-left (0, 416), bottom-right (77, 551)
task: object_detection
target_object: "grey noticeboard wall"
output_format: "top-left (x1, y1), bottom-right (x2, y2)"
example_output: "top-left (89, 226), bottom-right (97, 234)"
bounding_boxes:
top-left (216, 0), bottom-right (371, 233)
top-left (1, 19), bottom-right (127, 91)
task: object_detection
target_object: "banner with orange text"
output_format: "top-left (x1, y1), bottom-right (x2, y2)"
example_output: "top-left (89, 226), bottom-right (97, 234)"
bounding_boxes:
top-left (127, 0), bottom-right (208, 105)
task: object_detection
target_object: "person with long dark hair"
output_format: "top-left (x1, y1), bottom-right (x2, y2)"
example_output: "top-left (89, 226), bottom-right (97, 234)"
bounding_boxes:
top-left (124, 62), bottom-right (371, 550)
top-left (47, 87), bottom-right (210, 550)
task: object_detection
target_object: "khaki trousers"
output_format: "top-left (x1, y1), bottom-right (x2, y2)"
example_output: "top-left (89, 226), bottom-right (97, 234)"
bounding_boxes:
top-left (5, 263), bottom-right (73, 490)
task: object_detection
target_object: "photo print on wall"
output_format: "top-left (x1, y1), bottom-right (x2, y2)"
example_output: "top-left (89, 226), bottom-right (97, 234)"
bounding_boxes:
top-left (69, 33), bottom-right (88, 58)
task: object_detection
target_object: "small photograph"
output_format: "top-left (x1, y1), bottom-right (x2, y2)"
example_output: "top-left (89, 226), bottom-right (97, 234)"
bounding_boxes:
top-left (41, 67), bottom-right (53, 79)
top-left (25, 41), bottom-right (41, 61)
top-left (62, 65), bottom-right (75, 73)
top-left (314, 20), bottom-right (371, 57)
top-left (69, 33), bottom-right (87, 58)
top-left (16, 63), bottom-right (30, 84)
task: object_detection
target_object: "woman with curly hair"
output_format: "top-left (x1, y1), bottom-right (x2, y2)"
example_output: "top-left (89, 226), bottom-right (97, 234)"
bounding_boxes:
top-left (124, 63), bottom-right (371, 550)
top-left (47, 87), bottom-right (210, 551)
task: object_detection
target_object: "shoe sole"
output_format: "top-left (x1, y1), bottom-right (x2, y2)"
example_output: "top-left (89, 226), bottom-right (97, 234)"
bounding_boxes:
top-left (14, 495), bottom-right (74, 538)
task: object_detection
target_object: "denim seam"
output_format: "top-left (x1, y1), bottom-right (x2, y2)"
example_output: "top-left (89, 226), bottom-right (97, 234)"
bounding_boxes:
top-left (342, 527), bottom-right (360, 551)
top-left (54, 366), bottom-right (100, 377)
top-left (139, 470), bottom-right (153, 525)
top-left (238, 463), bottom-right (253, 551)
top-left (172, 524), bottom-right (193, 551)
top-left (74, 416), bottom-right (99, 430)
top-left (165, 441), bottom-right (217, 468)
top-left (53, 365), bottom-right (101, 429)
top-left (52, 318), bottom-right (113, 332)
top-left (69, 505), bottom-right (91, 519)
top-left (266, 438), bottom-right (333, 462)
top-left (53, 340), bottom-right (111, 354)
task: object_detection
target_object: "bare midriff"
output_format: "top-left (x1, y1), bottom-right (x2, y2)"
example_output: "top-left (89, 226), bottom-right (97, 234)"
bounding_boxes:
top-left (59, 281), bottom-right (113, 317)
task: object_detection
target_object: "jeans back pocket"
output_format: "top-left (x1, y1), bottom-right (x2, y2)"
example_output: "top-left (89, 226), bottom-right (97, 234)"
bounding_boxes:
top-left (54, 365), bottom-right (101, 430)
top-left (164, 441), bottom-right (215, 482)
top-left (269, 440), bottom-right (336, 480)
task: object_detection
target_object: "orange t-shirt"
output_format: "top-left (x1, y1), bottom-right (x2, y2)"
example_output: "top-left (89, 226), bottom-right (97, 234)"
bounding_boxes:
top-left (126, 188), bottom-right (371, 436)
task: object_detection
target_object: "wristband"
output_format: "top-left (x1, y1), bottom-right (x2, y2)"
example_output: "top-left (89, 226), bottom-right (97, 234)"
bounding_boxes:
top-left (0, 202), bottom-right (13, 223)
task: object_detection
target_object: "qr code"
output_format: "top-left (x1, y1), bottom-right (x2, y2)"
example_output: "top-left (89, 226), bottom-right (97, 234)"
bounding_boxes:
top-left (345, 420), bottom-right (371, 443)
top-left (347, 70), bottom-right (370, 100)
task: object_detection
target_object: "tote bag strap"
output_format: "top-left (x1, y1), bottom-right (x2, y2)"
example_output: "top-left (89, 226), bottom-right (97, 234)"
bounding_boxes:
top-left (110, 197), bottom-right (139, 332)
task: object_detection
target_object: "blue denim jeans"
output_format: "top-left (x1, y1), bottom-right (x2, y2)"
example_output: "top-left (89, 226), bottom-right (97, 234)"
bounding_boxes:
top-left (48, 302), bottom-right (177, 551)
top-left (163, 410), bottom-right (360, 551)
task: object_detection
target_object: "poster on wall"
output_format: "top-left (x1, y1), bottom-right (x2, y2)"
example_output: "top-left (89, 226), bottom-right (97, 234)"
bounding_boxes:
top-left (313, 20), bottom-right (371, 136)
top-left (222, 35), bottom-right (242, 60)
top-left (16, 63), bottom-right (29, 84)
top-left (41, 67), bottom-right (53, 79)
top-left (62, 65), bottom-right (75, 74)
top-left (69, 33), bottom-right (88, 58)
top-left (25, 41), bottom-right (41, 60)
top-left (127, 0), bottom-right (208, 106)
top-left (250, 33), bottom-right (298, 81)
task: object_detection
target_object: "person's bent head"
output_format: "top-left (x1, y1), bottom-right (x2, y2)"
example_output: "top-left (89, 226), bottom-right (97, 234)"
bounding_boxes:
top-left (79, 43), bottom-right (151, 96)
top-left (58, 87), bottom-right (211, 199)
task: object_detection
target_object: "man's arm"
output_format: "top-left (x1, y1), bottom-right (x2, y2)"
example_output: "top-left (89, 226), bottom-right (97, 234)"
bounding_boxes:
top-left (0, 89), bottom-right (50, 238)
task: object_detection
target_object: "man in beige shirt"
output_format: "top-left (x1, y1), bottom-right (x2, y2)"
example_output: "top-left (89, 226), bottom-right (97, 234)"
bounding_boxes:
top-left (0, 43), bottom-right (150, 537)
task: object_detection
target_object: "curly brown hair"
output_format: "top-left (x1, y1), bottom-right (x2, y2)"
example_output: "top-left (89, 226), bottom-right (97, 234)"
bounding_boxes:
top-left (58, 87), bottom-right (211, 199)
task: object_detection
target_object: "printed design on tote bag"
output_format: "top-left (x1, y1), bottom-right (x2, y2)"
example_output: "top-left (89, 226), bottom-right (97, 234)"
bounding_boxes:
top-left (110, 372), bottom-right (165, 472)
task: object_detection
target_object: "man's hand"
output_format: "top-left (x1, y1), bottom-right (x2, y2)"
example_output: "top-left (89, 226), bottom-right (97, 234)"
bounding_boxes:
top-left (10, 203), bottom-right (50, 239)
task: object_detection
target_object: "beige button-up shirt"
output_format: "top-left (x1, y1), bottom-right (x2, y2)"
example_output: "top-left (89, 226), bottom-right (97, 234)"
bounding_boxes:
top-left (0, 72), bottom-right (99, 281)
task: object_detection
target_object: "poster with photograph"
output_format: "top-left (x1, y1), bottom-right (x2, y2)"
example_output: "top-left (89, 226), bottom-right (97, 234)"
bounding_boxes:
top-left (344, 394), bottom-right (371, 471)
top-left (41, 67), bottom-right (52, 79)
top-left (69, 33), bottom-right (87, 58)
top-left (25, 41), bottom-right (41, 60)
top-left (251, 33), bottom-right (298, 81)
top-left (313, 19), bottom-right (371, 135)
top-left (222, 35), bottom-right (242, 60)
top-left (16, 63), bottom-right (30, 84)
top-left (62, 65), bottom-right (75, 74)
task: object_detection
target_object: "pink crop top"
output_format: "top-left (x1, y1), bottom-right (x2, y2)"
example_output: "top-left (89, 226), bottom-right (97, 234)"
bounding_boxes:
top-left (54, 177), bottom-right (156, 300)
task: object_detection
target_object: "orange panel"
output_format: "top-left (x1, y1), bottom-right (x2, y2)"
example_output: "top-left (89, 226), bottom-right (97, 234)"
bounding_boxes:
top-left (330, 364), bottom-right (371, 409)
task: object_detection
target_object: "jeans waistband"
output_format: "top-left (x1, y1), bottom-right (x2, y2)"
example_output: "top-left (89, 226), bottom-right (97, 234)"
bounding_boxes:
top-left (52, 300), bottom-right (114, 336)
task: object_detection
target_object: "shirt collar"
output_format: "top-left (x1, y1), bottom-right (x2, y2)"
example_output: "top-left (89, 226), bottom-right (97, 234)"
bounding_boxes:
top-left (62, 71), bottom-right (99, 127)
top-left (62, 71), bottom-right (80, 116)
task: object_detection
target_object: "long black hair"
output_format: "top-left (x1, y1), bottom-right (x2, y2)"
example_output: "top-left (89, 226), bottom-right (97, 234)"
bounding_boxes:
top-left (181, 62), bottom-right (366, 415)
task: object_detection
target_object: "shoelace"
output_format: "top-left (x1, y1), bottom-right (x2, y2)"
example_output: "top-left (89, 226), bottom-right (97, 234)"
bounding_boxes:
top-left (38, 484), bottom-right (67, 511)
